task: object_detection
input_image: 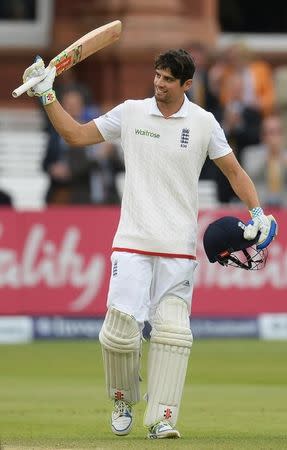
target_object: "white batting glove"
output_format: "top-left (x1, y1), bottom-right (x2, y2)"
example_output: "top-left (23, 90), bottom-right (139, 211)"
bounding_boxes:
top-left (244, 207), bottom-right (278, 250)
top-left (23, 56), bottom-right (56, 105)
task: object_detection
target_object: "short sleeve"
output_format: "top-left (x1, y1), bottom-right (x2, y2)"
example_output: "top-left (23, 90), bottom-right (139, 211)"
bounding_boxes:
top-left (94, 103), bottom-right (123, 142)
top-left (207, 116), bottom-right (233, 160)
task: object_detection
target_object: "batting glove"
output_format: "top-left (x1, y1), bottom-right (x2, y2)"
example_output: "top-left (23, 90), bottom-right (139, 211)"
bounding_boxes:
top-left (23, 56), bottom-right (56, 105)
top-left (244, 207), bottom-right (278, 250)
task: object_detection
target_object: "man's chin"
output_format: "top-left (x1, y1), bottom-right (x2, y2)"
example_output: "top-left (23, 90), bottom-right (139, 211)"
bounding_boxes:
top-left (155, 92), bottom-right (167, 101)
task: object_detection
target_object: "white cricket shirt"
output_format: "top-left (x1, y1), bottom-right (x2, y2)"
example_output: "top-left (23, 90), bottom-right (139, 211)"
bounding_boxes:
top-left (95, 95), bottom-right (232, 258)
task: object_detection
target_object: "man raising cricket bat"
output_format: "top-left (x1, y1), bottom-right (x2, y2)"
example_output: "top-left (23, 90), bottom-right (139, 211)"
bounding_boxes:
top-left (20, 46), bottom-right (277, 438)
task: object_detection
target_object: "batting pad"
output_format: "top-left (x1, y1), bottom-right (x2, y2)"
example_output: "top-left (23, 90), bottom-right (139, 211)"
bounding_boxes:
top-left (99, 307), bottom-right (141, 404)
top-left (144, 296), bottom-right (193, 427)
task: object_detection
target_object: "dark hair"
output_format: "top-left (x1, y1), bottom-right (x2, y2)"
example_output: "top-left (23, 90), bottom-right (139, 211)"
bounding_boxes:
top-left (154, 49), bottom-right (196, 85)
top-left (58, 84), bottom-right (89, 104)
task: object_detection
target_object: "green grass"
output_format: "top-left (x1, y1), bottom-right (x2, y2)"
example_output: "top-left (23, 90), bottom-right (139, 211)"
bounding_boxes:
top-left (0, 339), bottom-right (287, 449)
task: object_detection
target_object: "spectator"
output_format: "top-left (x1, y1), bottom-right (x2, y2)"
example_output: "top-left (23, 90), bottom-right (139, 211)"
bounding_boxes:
top-left (273, 64), bottom-right (287, 147)
top-left (0, 1), bottom-right (35, 20)
top-left (186, 42), bottom-right (222, 121)
top-left (215, 72), bottom-right (262, 203)
top-left (42, 87), bottom-right (120, 205)
top-left (221, 72), bottom-right (262, 162)
top-left (241, 113), bottom-right (287, 207)
top-left (217, 42), bottom-right (276, 117)
top-left (186, 42), bottom-right (222, 180)
top-left (42, 73), bottom-right (102, 136)
top-left (0, 189), bottom-right (13, 207)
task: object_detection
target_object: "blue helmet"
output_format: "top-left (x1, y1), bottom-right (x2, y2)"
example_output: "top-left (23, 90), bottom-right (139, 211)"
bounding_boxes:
top-left (203, 216), bottom-right (267, 270)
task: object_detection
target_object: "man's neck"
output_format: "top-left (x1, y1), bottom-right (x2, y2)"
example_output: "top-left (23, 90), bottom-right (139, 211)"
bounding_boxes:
top-left (156, 96), bottom-right (185, 118)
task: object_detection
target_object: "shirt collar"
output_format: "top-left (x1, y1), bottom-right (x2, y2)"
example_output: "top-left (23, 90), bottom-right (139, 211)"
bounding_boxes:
top-left (149, 94), bottom-right (189, 118)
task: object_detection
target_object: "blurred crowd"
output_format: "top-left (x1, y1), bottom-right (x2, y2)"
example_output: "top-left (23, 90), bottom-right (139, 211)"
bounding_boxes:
top-left (187, 40), bottom-right (287, 208)
top-left (1, 40), bottom-right (287, 209)
top-left (0, 0), bottom-right (35, 20)
top-left (42, 82), bottom-right (124, 206)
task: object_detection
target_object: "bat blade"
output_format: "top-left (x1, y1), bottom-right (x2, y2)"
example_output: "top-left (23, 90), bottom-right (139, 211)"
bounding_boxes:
top-left (12, 20), bottom-right (122, 98)
top-left (51, 20), bottom-right (122, 76)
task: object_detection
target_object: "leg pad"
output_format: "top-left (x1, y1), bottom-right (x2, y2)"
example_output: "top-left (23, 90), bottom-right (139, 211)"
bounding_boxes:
top-left (144, 296), bottom-right (193, 427)
top-left (99, 307), bottom-right (141, 404)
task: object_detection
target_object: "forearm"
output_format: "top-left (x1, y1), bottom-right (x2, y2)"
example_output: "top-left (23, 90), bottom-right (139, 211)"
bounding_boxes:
top-left (228, 168), bottom-right (261, 210)
top-left (44, 100), bottom-right (83, 146)
top-left (214, 153), bottom-right (261, 210)
top-left (44, 98), bottom-right (104, 146)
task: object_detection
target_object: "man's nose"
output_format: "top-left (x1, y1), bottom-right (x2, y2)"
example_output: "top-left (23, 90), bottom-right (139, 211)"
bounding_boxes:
top-left (156, 76), bottom-right (165, 87)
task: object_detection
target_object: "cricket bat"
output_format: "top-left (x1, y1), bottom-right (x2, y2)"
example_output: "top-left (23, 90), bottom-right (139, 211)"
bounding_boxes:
top-left (12, 20), bottom-right (122, 98)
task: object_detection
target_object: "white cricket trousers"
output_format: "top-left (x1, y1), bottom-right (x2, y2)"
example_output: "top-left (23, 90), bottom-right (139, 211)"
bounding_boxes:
top-left (107, 251), bottom-right (198, 325)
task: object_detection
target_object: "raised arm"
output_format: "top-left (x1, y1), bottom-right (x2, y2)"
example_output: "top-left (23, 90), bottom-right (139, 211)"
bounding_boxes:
top-left (22, 57), bottom-right (104, 147)
top-left (44, 99), bottom-right (104, 146)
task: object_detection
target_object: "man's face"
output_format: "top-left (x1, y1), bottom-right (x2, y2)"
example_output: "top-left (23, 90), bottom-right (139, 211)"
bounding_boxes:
top-left (262, 116), bottom-right (284, 150)
top-left (154, 68), bottom-right (191, 103)
top-left (62, 91), bottom-right (84, 120)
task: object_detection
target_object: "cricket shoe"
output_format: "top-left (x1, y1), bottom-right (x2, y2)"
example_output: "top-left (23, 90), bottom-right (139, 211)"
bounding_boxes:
top-left (147, 420), bottom-right (181, 439)
top-left (111, 400), bottom-right (133, 436)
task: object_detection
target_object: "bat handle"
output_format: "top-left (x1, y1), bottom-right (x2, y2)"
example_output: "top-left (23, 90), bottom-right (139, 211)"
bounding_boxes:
top-left (12, 67), bottom-right (50, 98)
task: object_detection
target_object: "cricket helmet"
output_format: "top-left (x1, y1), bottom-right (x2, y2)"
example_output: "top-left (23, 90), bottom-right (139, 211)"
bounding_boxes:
top-left (203, 216), bottom-right (267, 270)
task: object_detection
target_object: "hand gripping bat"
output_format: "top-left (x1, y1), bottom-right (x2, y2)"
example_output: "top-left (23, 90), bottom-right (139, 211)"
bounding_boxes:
top-left (12, 20), bottom-right (122, 98)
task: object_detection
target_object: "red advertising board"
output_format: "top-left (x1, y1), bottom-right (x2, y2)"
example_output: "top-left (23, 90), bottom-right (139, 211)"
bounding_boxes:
top-left (0, 207), bottom-right (119, 316)
top-left (0, 207), bottom-right (286, 317)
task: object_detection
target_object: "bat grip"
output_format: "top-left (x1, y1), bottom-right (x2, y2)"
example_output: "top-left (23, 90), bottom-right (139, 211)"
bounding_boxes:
top-left (12, 67), bottom-right (50, 98)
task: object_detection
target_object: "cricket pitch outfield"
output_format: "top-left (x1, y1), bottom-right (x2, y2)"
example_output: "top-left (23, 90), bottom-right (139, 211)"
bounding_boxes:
top-left (0, 339), bottom-right (286, 449)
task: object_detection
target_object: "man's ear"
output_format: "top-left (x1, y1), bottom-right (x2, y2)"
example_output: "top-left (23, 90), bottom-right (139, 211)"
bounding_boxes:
top-left (183, 79), bottom-right (192, 92)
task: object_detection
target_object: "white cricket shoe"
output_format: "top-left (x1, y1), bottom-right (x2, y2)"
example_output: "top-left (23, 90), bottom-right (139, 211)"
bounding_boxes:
top-left (111, 400), bottom-right (133, 436)
top-left (147, 420), bottom-right (181, 439)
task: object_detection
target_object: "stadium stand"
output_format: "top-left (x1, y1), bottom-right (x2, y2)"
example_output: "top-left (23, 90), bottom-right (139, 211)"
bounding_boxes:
top-left (0, 108), bottom-right (49, 209)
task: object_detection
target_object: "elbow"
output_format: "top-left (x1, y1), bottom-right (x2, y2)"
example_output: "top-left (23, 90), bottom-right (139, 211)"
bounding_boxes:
top-left (63, 125), bottom-right (85, 147)
top-left (64, 135), bottom-right (81, 147)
